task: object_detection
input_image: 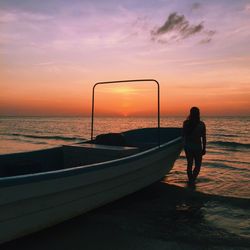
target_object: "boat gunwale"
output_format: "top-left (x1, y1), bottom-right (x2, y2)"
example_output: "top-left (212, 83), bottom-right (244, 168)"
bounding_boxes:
top-left (0, 136), bottom-right (182, 188)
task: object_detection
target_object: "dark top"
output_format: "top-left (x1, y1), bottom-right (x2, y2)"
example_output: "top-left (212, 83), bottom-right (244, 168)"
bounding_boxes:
top-left (183, 120), bottom-right (206, 152)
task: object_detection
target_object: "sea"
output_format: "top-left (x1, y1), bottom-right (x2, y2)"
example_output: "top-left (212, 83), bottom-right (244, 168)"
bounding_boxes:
top-left (0, 116), bottom-right (249, 249)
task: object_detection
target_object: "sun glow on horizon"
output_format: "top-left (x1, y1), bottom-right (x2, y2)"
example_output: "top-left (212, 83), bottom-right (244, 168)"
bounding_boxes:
top-left (109, 86), bottom-right (137, 95)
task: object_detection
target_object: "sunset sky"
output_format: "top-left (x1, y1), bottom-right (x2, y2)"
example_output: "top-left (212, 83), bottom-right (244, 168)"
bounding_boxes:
top-left (1, 0), bottom-right (250, 116)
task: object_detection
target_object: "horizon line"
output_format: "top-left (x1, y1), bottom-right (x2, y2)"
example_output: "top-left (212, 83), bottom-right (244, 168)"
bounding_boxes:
top-left (0, 114), bottom-right (249, 118)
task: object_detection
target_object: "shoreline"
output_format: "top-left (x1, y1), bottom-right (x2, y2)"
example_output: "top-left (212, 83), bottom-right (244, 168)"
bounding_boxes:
top-left (1, 183), bottom-right (249, 250)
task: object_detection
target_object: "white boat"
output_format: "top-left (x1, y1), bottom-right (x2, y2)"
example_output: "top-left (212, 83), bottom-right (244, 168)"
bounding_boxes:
top-left (0, 79), bottom-right (183, 244)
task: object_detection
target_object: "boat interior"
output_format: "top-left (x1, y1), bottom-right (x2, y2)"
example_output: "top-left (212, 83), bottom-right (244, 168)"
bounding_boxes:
top-left (0, 128), bottom-right (181, 178)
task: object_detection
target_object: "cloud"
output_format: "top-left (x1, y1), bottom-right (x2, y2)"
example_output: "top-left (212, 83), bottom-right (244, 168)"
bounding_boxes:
top-left (182, 56), bottom-right (250, 66)
top-left (191, 3), bottom-right (201, 11)
top-left (151, 12), bottom-right (215, 44)
top-left (0, 11), bottom-right (17, 23)
top-left (199, 30), bottom-right (216, 44)
top-left (245, 4), bottom-right (250, 13)
top-left (0, 9), bottom-right (52, 23)
top-left (152, 12), bottom-right (204, 37)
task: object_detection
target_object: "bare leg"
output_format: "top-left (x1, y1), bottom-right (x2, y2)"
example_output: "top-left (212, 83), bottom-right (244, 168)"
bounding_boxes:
top-left (193, 152), bottom-right (202, 181)
top-left (185, 149), bottom-right (194, 182)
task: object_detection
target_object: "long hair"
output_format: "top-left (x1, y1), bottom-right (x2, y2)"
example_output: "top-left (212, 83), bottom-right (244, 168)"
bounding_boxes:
top-left (186, 107), bottom-right (200, 135)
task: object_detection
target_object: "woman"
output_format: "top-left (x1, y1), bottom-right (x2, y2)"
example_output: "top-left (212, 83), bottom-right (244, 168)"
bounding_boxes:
top-left (183, 107), bottom-right (206, 183)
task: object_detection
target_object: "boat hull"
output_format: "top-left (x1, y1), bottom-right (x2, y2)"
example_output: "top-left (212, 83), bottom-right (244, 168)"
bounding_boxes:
top-left (0, 137), bottom-right (182, 243)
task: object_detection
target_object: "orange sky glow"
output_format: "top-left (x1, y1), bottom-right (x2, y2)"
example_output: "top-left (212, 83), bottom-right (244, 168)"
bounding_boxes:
top-left (0, 0), bottom-right (250, 117)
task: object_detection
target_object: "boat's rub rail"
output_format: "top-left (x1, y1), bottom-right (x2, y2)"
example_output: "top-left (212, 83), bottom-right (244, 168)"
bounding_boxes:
top-left (70, 143), bottom-right (138, 151)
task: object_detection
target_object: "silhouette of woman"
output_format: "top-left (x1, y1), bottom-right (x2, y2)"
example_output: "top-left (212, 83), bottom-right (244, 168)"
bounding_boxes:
top-left (183, 107), bottom-right (206, 183)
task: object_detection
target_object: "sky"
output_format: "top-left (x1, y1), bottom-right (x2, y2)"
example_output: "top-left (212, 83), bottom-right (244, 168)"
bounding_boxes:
top-left (0, 0), bottom-right (250, 116)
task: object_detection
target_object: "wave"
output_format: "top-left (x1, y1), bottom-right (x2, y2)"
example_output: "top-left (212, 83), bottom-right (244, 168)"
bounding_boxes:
top-left (212, 134), bottom-right (238, 138)
top-left (161, 183), bottom-right (250, 209)
top-left (215, 159), bottom-right (250, 166)
top-left (205, 161), bottom-right (250, 172)
top-left (209, 140), bottom-right (250, 149)
top-left (8, 137), bottom-right (49, 145)
top-left (7, 133), bottom-right (86, 142)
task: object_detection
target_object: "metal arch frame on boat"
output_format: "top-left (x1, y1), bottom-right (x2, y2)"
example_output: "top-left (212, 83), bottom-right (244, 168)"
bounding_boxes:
top-left (91, 79), bottom-right (160, 146)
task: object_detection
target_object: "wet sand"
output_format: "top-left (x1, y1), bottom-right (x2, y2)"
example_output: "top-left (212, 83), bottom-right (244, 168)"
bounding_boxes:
top-left (1, 182), bottom-right (249, 250)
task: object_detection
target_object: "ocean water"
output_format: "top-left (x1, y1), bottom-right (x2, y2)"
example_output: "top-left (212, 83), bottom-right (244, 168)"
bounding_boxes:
top-left (0, 116), bottom-right (249, 249)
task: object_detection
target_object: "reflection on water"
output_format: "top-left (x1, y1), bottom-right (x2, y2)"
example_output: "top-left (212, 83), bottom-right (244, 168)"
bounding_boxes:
top-left (174, 199), bottom-right (204, 224)
top-left (204, 201), bottom-right (250, 239)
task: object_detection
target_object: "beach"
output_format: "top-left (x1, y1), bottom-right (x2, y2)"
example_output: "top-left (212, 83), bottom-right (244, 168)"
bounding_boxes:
top-left (1, 183), bottom-right (249, 250)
